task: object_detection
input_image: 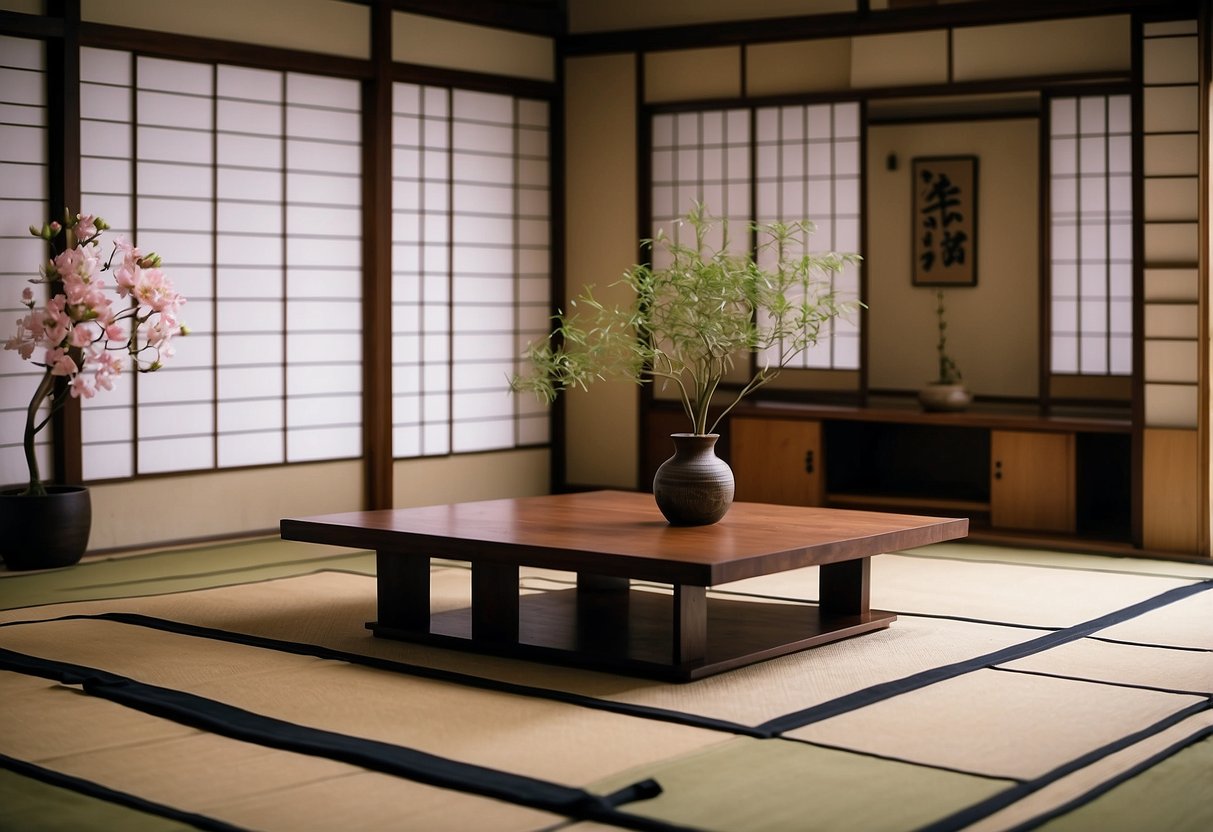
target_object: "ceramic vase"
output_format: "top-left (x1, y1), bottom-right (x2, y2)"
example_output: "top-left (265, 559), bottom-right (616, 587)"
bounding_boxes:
top-left (652, 433), bottom-right (735, 526)
top-left (919, 383), bottom-right (972, 412)
top-left (0, 485), bottom-right (91, 571)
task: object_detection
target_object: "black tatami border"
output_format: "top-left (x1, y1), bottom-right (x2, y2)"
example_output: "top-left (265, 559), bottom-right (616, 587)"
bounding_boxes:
top-left (0, 573), bottom-right (1209, 832)
top-left (0, 752), bottom-right (247, 832)
top-left (0, 646), bottom-right (691, 832)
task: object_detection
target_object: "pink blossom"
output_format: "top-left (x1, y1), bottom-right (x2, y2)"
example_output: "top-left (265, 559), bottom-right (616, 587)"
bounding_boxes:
top-left (69, 374), bottom-right (95, 399)
top-left (69, 323), bottom-right (94, 348)
top-left (48, 349), bottom-right (77, 376)
top-left (74, 214), bottom-right (98, 240)
top-left (4, 318), bottom-right (36, 360)
top-left (132, 267), bottom-right (184, 315)
top-left (41, 298), bottom-right (70, 346)
top-left (11, 214), bottom-right (188, 491)
top-left (90, 349), bottom-right (122, 391)
top-left (53, 245), bottom-right (101, 286)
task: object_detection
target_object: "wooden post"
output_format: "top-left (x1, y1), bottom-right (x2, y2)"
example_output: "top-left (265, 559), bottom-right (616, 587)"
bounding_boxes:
top-left (472, 560), bottom-right (519, 644)
top-left (375, 551), bottom-right (430, 632)
top-left (819, 557), bottom-right (871, 617)
top-left (673, 584), bottom-right (707, 664)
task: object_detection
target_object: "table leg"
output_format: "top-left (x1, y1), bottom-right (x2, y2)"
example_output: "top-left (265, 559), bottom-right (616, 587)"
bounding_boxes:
top-left (819, 557), bottom-right (871, 617)
top-left (576, 573), bottom-right (630, 652)
top-left (472, 560), bottom-right (519, 644)
top-left (577, 573), bottom-right (629, 593)
top-left (376, 551), bottom-right (430, 632)
top-left (673, 584), bottom-right (707, 664)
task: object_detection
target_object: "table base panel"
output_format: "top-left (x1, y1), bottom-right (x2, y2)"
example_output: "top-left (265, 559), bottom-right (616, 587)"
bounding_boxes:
top-left (369, 587), bottom-right (895, 682)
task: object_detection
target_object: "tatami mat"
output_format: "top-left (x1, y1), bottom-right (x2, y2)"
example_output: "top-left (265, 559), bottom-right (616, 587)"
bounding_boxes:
top-left (583, 737), bottom-right (1014, 832)
top-left (785, 668), bottom-right (1204, 780)
top-left (0, 671), bottom-right (560, 832)
top-left (1, 537), bottom-right (1210, 831)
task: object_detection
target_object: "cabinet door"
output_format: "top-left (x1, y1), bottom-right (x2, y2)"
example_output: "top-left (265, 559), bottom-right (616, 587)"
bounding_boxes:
top-left (731, 417), bottom-right (822, 506)
top-left (991, 430), bottom-right (1075, 533)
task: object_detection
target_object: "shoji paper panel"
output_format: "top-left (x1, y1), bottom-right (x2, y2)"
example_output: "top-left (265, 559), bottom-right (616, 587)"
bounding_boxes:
top-left (754, 102), bottom-right (862, 371)
top-left (79, 48), bottom-right (364, 480)
top-left (650, 108), bottom-right (751, 260)
top-left (284, 73), bottom-right (362, 463)
top-left (0, 35), bottom-right (49, 489)
top-left (1140, 21), bottom-right (1199, 431)
top-left (215, 65), bottom-right (284, 468)
top-left (1048, 94), bottom-right (1132, 377)
top-left (390, 84), bottom-right (550, 459)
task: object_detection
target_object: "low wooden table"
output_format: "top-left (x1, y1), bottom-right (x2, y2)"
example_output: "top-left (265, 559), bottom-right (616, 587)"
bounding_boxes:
top-left (281, 491), bottom-right (968, 681)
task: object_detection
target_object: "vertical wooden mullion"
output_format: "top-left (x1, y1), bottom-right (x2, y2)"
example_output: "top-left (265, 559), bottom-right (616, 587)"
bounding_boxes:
top-left (803, 105), bottom-right (812, 364)
top-left (1130, 15), bottom-right (1145, 548)
top-left (417, 85), bottom-right (426, 456)
top-left (129, 50), bottom-right (140, 478)
top-left (280, 71), bottom-right (288, 464)
top-left (445, 88), bottom-right (454, 456)
top-left (747, 107), bottom-right (758, 385)
top-left (361, 0), bottom-right (393, 507)
top-left (548, 53), bottom-right (566, 492)
top-left (512, 97), bottom-right (521, 449)
top-left (824, 101), bottom-right (834, 368)
top-left (722, 104), bottom-right (732, 220)
top-left (1039, 93), bottom-right (1053, 415)
top-left (47, 0), bottom-right (82, 485)
top-left (696, 111), bottom-right (704, 208)
top-left (858, 98), bottom-right (869, 405)
top-left (1104, 95), bottom-right (1113, 375)
top-left (1074, 98), bottom-right (1084, 375)
top-left (633, 51), bottom-right (649, 490)
top-left (211, 63), bottom-right (219, 470)
top-left (1199, 4), bottom-right (1212, 557)
top-left (775, 107), bottom-right (784, 359)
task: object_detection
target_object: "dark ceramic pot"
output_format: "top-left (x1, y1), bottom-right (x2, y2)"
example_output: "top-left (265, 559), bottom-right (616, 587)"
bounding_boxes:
top-left (0, 485), bottom-right (91, 571)
top-left (652, 433), bottom-right (735, 526)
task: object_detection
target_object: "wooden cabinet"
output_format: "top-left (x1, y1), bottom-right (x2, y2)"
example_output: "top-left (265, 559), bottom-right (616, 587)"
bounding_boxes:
top-left (648, 402), bottom-right (1134, 550)
top-left (990, 430), bottom-right (1076, 533)
top-left (730, 417), bottom-right (822, 506)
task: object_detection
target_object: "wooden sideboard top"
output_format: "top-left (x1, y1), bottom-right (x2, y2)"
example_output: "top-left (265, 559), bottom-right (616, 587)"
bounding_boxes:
top-left (731, 398), bottom-right (1132, 434)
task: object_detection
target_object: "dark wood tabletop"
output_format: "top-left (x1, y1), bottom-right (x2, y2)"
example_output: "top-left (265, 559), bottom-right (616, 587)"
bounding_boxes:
top-left (281, 490), bottom-right (969, 586)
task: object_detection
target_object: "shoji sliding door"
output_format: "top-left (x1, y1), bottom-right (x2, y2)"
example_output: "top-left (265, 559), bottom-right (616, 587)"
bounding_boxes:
top-left (390, 82), bottom-right (550, 459)
top-left (78, 47), bottom-right (363, 479)
top-left (0, 35), bottom-right (50, 488)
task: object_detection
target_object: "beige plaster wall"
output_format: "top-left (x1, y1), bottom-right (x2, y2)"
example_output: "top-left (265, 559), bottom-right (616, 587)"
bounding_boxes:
top-left (393, 12), bottom-right (554, 81)
top-left (88, 447), bottom-right (551, 551)
top-left (563, 53), bottom-right (639, 489)
top-left (567, 0), bottom-right (855, 34)
top-left (866, 119), bottom-right (1040, 397)
top-left (88, 460), bottom-right (364, 551)
top-left (81, 0), bottom-right (368, 58)
top-left (392, 449), bottom-right (550, 508)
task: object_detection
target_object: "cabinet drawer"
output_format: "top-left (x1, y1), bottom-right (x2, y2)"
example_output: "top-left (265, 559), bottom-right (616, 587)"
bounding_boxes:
top-left (731, 417), bottom-right (822, 507)
top-left (991, 430), bottom-right (1076, 533)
